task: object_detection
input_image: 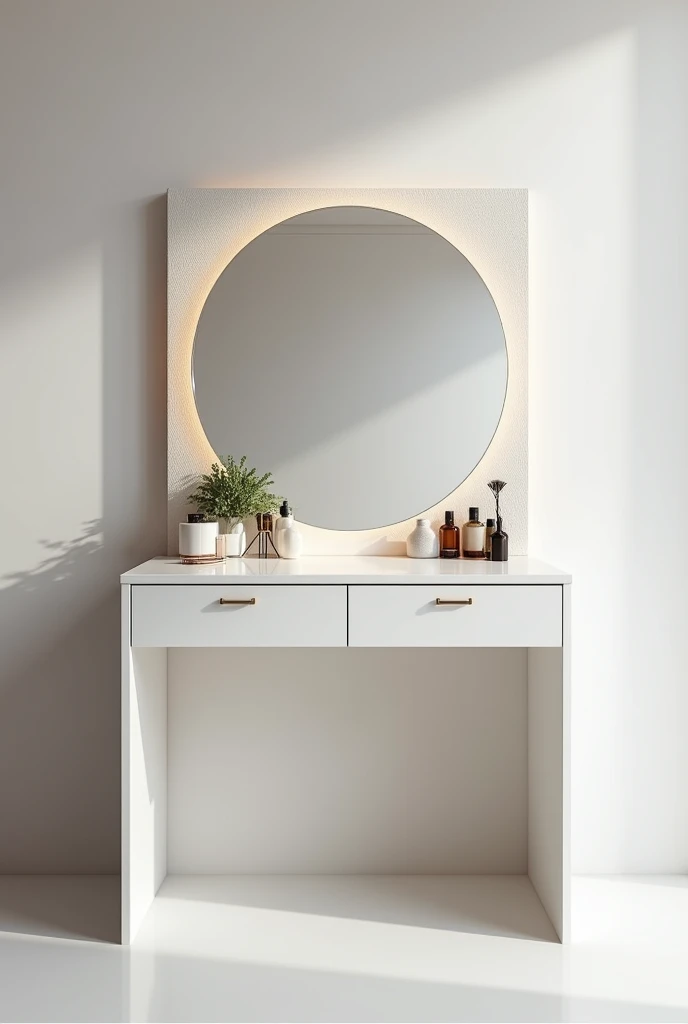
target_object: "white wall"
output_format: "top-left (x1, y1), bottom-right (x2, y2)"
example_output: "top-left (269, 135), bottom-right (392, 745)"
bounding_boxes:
top-left (168, 648), bottom-right (528, 874)
top-left (0, 0), bottom-right (686, 873)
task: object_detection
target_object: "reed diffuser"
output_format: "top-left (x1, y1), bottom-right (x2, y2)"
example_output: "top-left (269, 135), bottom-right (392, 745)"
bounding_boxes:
top-left (487, 479), bottom-right (508, 562)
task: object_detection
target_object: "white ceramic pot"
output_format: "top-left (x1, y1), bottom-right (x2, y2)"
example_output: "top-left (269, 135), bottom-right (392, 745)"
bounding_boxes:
top-left (230, 521), bottom-right (246, 554)
top-left (224, 532), bottom-right (245, 557)
top-left (406, 518), bottom-right (439, 558)
top-left (179, 521), bottom-right (219, 557)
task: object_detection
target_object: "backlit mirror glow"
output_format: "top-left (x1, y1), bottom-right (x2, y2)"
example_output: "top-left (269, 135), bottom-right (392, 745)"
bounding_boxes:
top-left (192, 206), bottom-right (507, 530)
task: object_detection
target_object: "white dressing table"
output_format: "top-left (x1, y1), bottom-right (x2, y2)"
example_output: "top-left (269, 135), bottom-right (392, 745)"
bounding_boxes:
top-left (131, 189), bottom-right (562, 950)
top-left (121, 555), bottom-right (570, 945)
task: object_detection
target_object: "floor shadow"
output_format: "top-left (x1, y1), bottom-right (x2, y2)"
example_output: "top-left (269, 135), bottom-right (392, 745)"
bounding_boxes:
top-left (160, 875), bottom-right (558, 943)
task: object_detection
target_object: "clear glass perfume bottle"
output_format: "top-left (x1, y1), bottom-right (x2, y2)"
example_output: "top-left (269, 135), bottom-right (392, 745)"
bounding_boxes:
top-left (461, 507), bottom-right (486, 559)
top-left (439, 511), bottom-right (460, 558)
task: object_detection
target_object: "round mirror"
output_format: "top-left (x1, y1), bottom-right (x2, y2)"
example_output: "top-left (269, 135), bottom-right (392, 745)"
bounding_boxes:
top-left (192, 206), bottom-right (507, 531)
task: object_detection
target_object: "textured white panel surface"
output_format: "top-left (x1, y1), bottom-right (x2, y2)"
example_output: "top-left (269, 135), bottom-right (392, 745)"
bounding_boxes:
top-left (168, 189), bottom-right (527, 555)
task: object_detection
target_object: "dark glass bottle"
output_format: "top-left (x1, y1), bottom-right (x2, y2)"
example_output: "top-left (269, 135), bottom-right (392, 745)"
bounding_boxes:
top-left (491, 517), bottom-right (509, 561)
top-left (439, 511), bottom-right (460, 558)
top-left (485, 518), bottom-right (496, 559)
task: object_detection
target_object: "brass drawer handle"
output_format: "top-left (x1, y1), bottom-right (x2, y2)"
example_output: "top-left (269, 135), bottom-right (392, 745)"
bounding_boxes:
top-left (435, 597), bottom-right (473, 606)
top-left (219, 597), bottom-right (257, 605)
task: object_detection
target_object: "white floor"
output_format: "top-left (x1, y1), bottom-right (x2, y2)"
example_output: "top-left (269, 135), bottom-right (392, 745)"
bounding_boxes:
top-left (1, 875), bottom-right (687, 1022)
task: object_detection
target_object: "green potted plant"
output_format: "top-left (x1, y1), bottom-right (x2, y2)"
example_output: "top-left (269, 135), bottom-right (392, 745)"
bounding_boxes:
top-left (188, 455), bottom-right (280, 555)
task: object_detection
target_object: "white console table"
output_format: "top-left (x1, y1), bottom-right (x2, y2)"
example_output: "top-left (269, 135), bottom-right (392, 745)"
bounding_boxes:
top-left (121, 556), bottom-right (570, 945)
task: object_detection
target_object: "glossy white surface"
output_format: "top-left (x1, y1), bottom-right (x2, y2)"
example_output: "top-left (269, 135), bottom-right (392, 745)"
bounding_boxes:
top-left (1, 876), bottom-right (688, 1023)
top-left (121, 555), bottom-right (571, 585)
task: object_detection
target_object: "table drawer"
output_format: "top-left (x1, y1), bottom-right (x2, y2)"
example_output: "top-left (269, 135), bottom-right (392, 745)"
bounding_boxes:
top-left (132, 585), bottom-right (347, 647)
top-left (348, 585), bottom-right (562, 647)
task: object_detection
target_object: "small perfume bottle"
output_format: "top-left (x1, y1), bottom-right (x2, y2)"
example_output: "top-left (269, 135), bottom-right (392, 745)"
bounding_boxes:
top-left (485, 518), bottom-right (496, 559)
top-left (439, 511), bottom-right (460, 558)
top-left (274, 500), bottom-right (292, 554)
top-left (275, 500), bottom-right (303, 559)
top-left (461, 507), bottom-right (486, 559)
top-left (491, 517), bottom-right (509, 561)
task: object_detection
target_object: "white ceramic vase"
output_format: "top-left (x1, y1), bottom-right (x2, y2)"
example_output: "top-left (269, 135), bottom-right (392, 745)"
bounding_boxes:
top-left (406, 518), bottom-right (439, 558)
top-left (217, 520), bottom-right (246, 558)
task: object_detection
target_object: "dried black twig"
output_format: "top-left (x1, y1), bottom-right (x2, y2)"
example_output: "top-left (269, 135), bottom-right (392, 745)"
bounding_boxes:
top-left (487, 479), bottom-right (507, 520)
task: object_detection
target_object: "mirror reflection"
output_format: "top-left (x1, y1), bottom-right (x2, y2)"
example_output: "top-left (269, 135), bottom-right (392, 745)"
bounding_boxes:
top-left (192, 206), bottom-right (507, 531)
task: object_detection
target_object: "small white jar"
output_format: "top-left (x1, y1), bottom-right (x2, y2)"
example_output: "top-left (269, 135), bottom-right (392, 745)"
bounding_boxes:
top-left (406, 519), bottom-right (439, 558)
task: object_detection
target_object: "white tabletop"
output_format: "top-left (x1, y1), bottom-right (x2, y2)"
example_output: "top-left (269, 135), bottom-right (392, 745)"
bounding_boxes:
top-left (121, 556), bottom-right (570, 585)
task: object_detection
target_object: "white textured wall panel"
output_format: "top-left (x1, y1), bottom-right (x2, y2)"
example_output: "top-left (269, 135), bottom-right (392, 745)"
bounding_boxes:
top-left (168, 188), bottom-right (528, 554)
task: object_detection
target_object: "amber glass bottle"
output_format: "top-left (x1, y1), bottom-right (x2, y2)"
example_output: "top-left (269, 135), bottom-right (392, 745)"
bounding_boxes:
top-left (439, 511), bottom-right (460, 558)
top-left (461, 507), bottom-right (486, 559)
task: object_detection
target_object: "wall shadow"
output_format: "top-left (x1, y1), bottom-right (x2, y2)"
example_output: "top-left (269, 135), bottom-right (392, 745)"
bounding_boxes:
top-left (0, 520), bottom-right (121, 873)
top-left (0, 194), bottom-right (167, 879)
